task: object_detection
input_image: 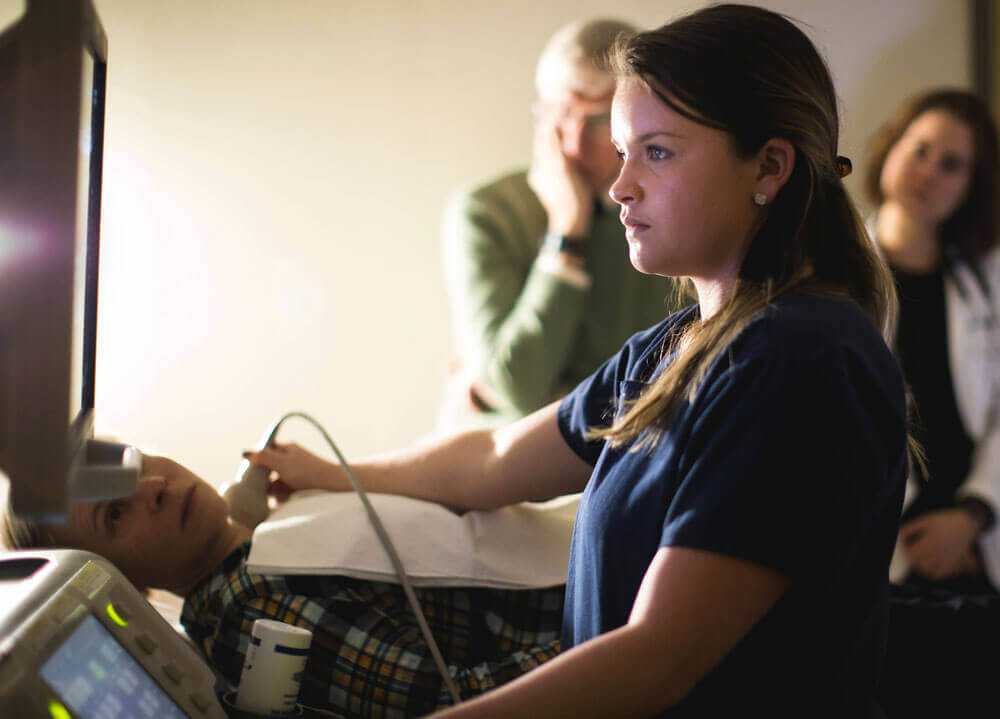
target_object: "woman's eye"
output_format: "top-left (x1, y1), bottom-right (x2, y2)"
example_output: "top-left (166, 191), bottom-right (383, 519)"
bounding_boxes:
top-left (911, 142), bottom-right (929, 160)
top-left (940, 154), bottom-right (966, 174)
top-left (107, 502), bottom-right (124, 528)
top-left (646, 146), bottom-right (671, 161)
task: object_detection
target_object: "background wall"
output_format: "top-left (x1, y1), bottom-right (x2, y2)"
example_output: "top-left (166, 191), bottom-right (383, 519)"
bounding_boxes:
top-left (0, 0), bottom-right (972, 488)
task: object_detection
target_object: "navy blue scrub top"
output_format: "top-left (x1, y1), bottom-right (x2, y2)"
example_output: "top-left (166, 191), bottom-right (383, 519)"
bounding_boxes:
top-left (557, 293), bottom-right (907, 716)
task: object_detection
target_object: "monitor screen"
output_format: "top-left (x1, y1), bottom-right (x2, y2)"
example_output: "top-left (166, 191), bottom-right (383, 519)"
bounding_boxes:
top-left (0, 0), bottom-right (117, 521)
top-left (40, 613), bottom-right (187, 719)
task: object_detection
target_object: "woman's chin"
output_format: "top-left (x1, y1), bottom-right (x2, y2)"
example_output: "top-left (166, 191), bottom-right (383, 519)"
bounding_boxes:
top-left (888, 196), bottom-right (953, 227)
top-left (628, 252), bottom-right (672, 278)
top-left (626, 245), bottom-right (655, 275)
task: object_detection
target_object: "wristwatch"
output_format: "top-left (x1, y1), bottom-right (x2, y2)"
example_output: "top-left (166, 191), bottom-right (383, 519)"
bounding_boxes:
top-left (543, 233), bottom-right (588, 262)
top-left (958, 496), bottom-right (996, 533)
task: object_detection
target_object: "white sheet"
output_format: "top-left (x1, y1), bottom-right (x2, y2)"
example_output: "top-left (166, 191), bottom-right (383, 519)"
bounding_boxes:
top-left (247, 490), bottom-right (579, 589)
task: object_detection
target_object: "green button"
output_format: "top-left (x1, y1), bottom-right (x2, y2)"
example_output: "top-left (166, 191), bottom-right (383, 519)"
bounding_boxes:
top-left (105, 602), bottom-right (128, 627)
top-left (48, 700), bottom-right (71, 719)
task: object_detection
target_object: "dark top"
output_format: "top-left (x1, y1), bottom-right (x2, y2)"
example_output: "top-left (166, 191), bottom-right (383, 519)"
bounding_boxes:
top-left (891, 265), bottom-right (975, 520)
top-left (557, 293), bottom-right (907, 716)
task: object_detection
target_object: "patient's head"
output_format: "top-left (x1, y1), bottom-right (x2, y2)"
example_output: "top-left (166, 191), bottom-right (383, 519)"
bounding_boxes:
top-left (2, 455), bottom-right (250, 595)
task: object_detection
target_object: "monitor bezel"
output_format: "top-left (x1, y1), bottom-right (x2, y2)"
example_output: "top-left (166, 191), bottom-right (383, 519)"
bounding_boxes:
top-left (0, 0), bottom-right (108, 520)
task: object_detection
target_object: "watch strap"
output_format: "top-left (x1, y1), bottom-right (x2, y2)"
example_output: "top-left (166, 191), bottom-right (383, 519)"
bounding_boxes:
top-left (543, 233), bottom-right (587, 261)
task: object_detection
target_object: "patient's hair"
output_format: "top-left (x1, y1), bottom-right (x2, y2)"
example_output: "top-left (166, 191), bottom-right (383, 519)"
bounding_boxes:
top-left (0, 485), bottom-right (54, 551)
top-left (1, 486), bottom-right (154, 597)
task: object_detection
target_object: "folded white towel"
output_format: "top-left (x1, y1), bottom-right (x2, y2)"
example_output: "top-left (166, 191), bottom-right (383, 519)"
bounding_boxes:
top-left (247, 490), bottom-right (578, 589)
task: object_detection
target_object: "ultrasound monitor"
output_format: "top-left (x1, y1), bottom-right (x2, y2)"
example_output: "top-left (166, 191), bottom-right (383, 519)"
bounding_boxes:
top-left (0, 7), bottom-right (226, 716)
top-left (0, 0), bottom-right (139, 522)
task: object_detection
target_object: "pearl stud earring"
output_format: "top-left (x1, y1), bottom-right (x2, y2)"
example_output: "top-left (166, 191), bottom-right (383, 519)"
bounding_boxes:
top-left (753, 192), bottom-right (768, 207)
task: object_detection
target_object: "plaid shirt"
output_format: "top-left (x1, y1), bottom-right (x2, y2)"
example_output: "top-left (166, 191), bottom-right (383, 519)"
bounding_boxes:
top-left (181, 542), bottom-right (563, 718)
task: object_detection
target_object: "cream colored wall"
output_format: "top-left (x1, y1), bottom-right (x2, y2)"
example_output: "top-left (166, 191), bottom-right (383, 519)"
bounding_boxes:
top-left (0, 0), bottom-right (971, 488)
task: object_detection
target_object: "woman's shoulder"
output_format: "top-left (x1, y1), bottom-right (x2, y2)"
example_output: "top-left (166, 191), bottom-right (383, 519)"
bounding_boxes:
top-left (977, 244), bottom-right (1000, 279)
top-left (942, 245), bottom-right (1000, 305)
top-left (446, 170), bottom-right (539, 224)
top-left (696, 294), bottom-right (905, 429)
top-left (736, 293), bottom-right (897, 377)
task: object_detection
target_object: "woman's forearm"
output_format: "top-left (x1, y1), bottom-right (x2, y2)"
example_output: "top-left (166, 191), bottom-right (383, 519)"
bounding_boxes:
top-left (430, 621), bottom-right (685, 719)
top-left (330, 402), bottom-right (590, 511)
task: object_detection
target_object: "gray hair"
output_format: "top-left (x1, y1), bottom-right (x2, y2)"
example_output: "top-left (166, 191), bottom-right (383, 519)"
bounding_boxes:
top-left (535, 18), bottom-right (637, 93)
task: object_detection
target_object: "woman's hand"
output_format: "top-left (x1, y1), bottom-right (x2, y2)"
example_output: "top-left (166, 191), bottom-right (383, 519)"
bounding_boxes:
top-left (242, 442), bottom-right (342, 502)
top-left (899, 508), bottom-right (982, 581)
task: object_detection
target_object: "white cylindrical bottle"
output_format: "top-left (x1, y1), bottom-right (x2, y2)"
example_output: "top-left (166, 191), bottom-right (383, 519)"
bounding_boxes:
top-left (235, 619), bottom-right (312, 716)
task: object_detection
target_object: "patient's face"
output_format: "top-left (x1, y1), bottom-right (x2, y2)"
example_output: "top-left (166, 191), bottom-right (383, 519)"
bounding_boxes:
top-left (49, 457), bottom-right (243, 593)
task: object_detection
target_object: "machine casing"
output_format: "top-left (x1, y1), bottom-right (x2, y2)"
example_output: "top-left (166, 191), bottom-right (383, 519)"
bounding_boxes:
top-left (0, 549), bottom-right (226, 718)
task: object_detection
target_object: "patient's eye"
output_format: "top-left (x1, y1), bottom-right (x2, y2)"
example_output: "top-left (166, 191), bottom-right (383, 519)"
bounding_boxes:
top-left (106, 501), bottom-right (124, 532)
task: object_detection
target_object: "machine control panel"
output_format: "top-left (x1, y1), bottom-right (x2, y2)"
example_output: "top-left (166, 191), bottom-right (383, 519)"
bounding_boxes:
top-left (0, 549), bottom-right (226, 718)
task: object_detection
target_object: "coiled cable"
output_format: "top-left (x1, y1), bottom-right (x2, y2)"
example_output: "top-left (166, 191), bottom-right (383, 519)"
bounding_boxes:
top-left (249, 411), bottom-right (462, 706)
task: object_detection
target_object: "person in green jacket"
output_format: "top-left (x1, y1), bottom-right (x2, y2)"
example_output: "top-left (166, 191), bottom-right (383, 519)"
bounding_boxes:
top-left (439, 18), bottom-right (687, 432)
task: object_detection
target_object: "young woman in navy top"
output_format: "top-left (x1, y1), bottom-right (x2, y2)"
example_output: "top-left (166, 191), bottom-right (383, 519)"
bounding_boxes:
top-left (249, 5), bottom-right (907, 716)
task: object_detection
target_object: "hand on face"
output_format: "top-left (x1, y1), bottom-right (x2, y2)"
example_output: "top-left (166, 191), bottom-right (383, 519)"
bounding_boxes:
top-left (528, 114), bottom-right (594, 237)
top-left (899, 508), bottom-right (982, 582)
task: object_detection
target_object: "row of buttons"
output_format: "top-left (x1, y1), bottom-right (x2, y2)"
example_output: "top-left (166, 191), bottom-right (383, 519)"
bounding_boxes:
top-left (107, 602), bottom-right (216, 715)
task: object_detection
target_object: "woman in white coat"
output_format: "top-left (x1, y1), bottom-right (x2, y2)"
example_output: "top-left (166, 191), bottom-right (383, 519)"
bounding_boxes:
top-left (866, 88), bottom-right (1000, 717)
top-left (867, 89), bottom-right (1000, 590)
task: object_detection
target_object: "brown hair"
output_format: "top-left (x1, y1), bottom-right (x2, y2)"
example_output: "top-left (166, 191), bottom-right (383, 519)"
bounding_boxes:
top-left (865, 89), bottom-right (999, 260)
top-left (1, 487), bottom-right (155, 596)
top-left (1, 486), bottom-right (54, 550)
top-left (597, 4), bottom-right (896, 448)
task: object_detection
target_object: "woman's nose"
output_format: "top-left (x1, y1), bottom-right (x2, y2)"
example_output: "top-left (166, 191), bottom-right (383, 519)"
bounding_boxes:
top-left (910, 154), bottom-right (937, 183)
top-left (137, 476), bottom-right (167, 511)
top-left (609, 164), bottom-right (637, 205)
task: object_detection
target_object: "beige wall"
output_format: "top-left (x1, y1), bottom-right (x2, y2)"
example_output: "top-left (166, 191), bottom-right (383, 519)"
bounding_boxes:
top-left (0, 0), bottom-right (971, 487)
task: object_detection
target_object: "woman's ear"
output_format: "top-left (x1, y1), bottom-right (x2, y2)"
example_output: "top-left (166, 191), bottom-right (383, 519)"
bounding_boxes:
top-left (754, 138), bottom-right (796, 202)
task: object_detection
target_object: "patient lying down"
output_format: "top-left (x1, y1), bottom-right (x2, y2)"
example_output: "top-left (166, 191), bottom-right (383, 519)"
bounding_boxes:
top-left (0, 455), bottom-right (563, 718)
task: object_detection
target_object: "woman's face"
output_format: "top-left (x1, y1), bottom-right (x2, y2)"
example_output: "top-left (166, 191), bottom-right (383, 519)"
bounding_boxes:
top-left (879, 109), bottom-right (974, 226)
top-left (608, 79), bottom-right (760, 284)
top-left (49, 460), bottom-right (236, 592)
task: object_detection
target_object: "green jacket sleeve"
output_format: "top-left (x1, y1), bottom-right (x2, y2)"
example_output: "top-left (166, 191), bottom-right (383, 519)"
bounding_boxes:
top-left (443, 176), bottom-right (590, 416)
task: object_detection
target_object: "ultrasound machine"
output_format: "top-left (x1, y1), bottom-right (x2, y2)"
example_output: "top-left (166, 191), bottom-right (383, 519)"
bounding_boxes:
top-left (0, 2), bottom-right (228, 716)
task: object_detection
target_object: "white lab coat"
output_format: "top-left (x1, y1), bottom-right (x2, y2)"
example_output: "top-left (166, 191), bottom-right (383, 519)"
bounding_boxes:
top-left (890, 246), bottom-right (1000, 585)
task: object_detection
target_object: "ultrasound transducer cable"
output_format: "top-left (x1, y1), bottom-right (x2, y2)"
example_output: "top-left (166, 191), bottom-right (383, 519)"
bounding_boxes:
top-left (225, 411), bottom-right (463, 707)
